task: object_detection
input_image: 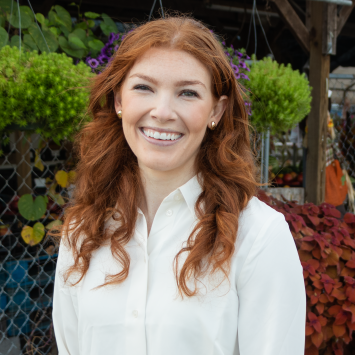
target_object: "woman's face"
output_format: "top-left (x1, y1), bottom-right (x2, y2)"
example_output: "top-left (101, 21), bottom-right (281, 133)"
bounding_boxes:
top-left (115, 47), bottom-right (227, 175)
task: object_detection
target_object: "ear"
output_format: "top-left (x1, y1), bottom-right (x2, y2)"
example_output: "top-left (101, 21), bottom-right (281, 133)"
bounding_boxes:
top-left (209, 95), bottom-right (228, 127)
top-left (114, 88), bottom-right (123, 114)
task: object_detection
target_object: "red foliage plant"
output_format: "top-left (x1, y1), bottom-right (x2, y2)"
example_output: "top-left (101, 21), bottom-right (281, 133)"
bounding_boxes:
top-left (258, 190), bottom-right (355, 355)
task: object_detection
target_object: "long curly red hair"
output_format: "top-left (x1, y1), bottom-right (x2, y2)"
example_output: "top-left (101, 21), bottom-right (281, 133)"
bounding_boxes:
top-left (59, 14), bottom-right (258, 297)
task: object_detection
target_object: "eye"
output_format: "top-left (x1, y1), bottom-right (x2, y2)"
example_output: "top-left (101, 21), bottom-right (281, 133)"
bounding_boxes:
top-left (181, 90), bottom-right (199, 98)
top-left (133, 84), bottom-right (152, 91)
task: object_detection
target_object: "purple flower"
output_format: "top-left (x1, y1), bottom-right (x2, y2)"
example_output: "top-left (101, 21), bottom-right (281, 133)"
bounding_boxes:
top-left (222, 41), bottom-right (226, 46)
top-left (114, 44), bottom-right (119, 52)
top-left (239, 61), bottom-right (247, 69)
top-left (240, 73), bottom-right (250, 81)
top-left (108, 33), bottom-right (115, 44)
top-left (98, 54), bottom-right (110, 64)
top-left (88, 58), bottom-right (99, 69)
top-left (235, 73), bottom-right (241, 80)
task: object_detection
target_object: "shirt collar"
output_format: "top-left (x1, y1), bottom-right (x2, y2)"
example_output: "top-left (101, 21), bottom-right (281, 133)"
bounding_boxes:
top-left (178, 174), bottom-right (202, 216)
top-left (136, 174), bottom-right (202, 217)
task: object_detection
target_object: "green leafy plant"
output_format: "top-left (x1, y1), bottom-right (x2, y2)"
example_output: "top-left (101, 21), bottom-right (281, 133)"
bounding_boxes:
top-left (0, 0), bottom-right (119, 59)
top-left (0, 46), bottom-right (94, 143)
top-left (247, 56), bottom-right (312, 133)
top-left (258, 190), bottom-right (355, 355)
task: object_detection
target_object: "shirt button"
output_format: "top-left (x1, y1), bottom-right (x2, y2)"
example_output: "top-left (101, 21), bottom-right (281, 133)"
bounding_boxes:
top-left (132, 310), bottom-right (138, 318)
top-left (174, 192), bottom-right (182, 201)
top-left (166, 209), bottom-right (173, 217)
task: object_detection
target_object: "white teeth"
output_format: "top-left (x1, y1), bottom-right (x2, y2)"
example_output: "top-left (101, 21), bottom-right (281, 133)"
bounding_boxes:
top-left (143, 129), bottom-right (181, 141)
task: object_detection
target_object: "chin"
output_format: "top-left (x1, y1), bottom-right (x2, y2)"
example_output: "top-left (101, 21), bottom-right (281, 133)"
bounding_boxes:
top-left (140, 157), bottom-right (179, 172)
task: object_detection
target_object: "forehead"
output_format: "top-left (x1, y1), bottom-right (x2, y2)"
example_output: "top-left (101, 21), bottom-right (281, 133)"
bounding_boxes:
top-left (127, 47), bottom-right (212, 87)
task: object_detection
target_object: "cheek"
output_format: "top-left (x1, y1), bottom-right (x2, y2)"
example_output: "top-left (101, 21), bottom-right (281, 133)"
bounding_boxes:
top-left (184, 104), bottom-right (211, 135)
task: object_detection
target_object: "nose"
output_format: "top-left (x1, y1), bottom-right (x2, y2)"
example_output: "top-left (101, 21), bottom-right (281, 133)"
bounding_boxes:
top-left (150, 92), bottom-right (176, 123)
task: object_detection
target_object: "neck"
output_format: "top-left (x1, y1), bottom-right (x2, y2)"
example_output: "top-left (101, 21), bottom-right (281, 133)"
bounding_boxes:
top-left (139, 162), bottom-right (196, 234)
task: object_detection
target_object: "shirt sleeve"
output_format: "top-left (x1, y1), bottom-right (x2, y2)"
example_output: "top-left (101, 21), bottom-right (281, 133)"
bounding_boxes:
top-left (53, 241), bottom-right (80, 355)
top-left (236, 214), bottom-right (306, 355)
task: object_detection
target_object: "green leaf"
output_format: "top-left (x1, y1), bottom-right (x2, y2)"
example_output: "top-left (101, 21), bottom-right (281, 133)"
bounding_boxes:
top-left (0, 26), bottom-right (9, 48)
top-left (69, 28), bottom-right (86, 41)
top-left (87, 19), bottom-right (95, 28)
top-left (49, 26), bottom-right (61, 37)
top-left (28, 23), bottom-right (58, 52)
top-left (58, 35), bottom-right (85, 58)
top-left (23, 33), bottom-right (38, 50)
top-left (101, 13), bottom-right (117, 32)
top-left (0, 0), bottom-right (12, 13)
top-left (59, 24), bottom-right (69, 38)
top-left (8, 5), bottom-right (34, 29)
top-left (75, 21), bottom-right (87, 30)
top-left (35, 13), bottom-right (46, 25)
top-left (18, 194), bottom-right (47, 221)
top-left (85, 11), bottom-right (100, 19)
top-left (54, 5), bottom-right (72, 31)
top-left (100, 22), bottom-right (116, 36)
top-left (0, 13), bottom-right (5, 27)
top-left (10, 35), bottom-right (20, 48)
top-left (68, 36), bottom-right (86, 50)
top-left (88, 39), bottom-right (104, 52)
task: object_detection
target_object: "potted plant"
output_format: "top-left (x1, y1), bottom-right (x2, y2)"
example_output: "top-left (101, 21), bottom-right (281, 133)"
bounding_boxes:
top-left (247, 56), bottom-right (312, 134)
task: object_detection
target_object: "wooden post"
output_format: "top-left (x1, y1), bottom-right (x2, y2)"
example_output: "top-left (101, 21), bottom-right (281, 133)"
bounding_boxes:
top-left (14, 131), bottom-right (32, 196)
top-left (305, 1), bottom-right (330, 204)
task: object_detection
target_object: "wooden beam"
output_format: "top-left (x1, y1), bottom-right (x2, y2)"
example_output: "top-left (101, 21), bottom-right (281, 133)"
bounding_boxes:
top-left (306, 1), bottom-right (329, 205)
top-left (271, 0), bottom-right (310, 53)
top-left (323, 4), bottom-right (337, 55)
top-left (338, 1), bottom-right (355, 36)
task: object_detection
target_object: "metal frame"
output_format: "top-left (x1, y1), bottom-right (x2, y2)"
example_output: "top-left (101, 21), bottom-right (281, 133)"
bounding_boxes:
top-left (308, 0), bottom-right (353, 6)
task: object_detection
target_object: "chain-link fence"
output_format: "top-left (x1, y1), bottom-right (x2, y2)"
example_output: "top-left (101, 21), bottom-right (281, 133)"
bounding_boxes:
top-left (330, 73), bottom-right (355, 180)
top-left (0, 130), bottom-right (76, 355)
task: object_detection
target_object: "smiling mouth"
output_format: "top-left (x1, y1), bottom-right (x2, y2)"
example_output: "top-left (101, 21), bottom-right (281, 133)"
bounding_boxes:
top-left (141, 128), bottom-right (183, 141)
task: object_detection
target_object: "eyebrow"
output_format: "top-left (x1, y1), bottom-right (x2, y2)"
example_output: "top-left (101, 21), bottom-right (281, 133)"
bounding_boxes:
top-left (129, 73), bottom-right (206, 89)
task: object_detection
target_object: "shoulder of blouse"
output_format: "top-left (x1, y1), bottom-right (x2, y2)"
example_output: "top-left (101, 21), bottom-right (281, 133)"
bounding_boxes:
top-left (233, 197), bottom-right (290, 280)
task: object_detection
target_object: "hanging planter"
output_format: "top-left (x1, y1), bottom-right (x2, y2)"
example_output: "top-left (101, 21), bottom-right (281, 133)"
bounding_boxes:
top-left (0, 46), bottom-right (94, 144)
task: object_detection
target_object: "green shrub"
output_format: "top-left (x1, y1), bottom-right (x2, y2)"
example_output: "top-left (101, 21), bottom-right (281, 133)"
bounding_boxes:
top-left (248, 56), bottom-right (312, 133)
top-left (0, 46), bottom-right (94, 143)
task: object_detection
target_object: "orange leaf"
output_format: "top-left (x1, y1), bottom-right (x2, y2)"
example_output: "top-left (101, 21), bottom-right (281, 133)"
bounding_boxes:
top-left (312, 247), bottom-right (321, 259)
top-left (319, 294), bottom-right (330, 303)
top-left (311, 331), bottom-right (323, 348)
top-left (306, 324), bottom-right (315, 335)
top-left (346, 260), bottom-right (355, 268)
top-left (340, 267), bottom-right (355, 278)
top-left (333, 324), bottom-right (346, 337)
top-left (316, 303), bottom-right (324, 315)
top-left (305, 335), bottom-right (313, 349)
top-left (331, 288), bottom-right (347, 300)
top-left (305, 345), bottom-right (319, 355)
top-left (302, 241), bottom-right (315, 251)
top-left (299, 250), bottom-right (313, 262)
top-left (328, 305), bottom-right (342, 315)
top-left (342, 303), bottom-right (355, 323)
top-left (340, 246), bottom-right (352, 260)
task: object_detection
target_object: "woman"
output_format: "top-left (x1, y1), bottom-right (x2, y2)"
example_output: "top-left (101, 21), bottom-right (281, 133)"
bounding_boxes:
top-left (53, 15), bottom-right (306, 355)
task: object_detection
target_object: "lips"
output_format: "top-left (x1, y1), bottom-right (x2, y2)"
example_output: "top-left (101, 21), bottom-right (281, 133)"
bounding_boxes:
top-left (140, 128), bottom-right (183, 142)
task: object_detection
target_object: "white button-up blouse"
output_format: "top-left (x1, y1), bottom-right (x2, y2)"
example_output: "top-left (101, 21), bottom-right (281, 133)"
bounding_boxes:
top-left (53, 175), bottom-right (306, 355)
